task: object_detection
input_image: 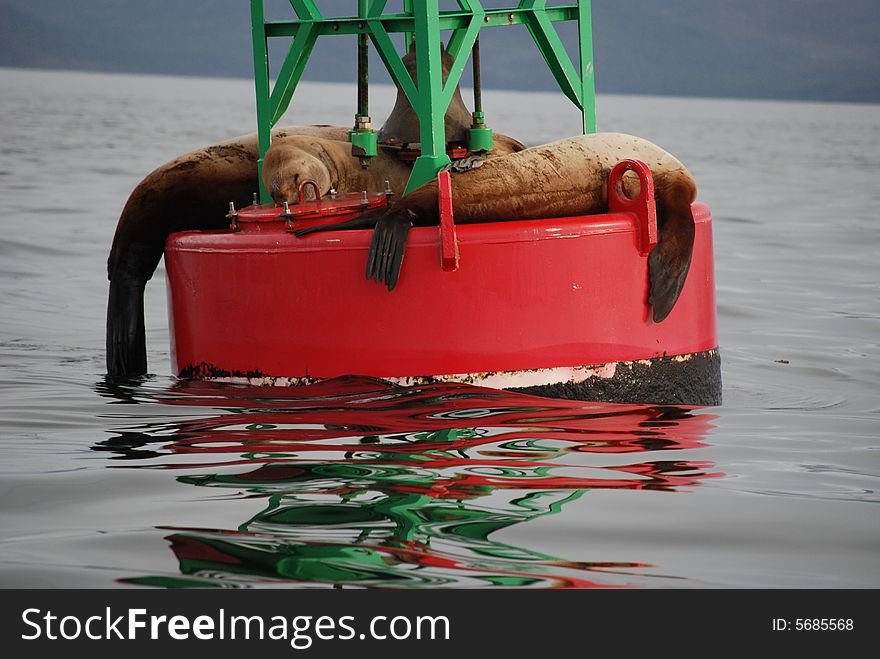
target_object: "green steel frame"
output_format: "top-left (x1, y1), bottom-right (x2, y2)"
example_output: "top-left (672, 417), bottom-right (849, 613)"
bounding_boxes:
top-left (251, 0), bottom-right (596, 200)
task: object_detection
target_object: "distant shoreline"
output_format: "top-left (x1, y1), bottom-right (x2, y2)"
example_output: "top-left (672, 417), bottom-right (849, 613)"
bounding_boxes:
top-left (2, 65), bottom-right (878, 108)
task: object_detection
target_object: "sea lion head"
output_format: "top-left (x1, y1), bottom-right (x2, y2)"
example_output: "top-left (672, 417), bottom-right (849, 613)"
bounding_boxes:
top-left (262, 137), bottom-right (336, 205)
top-left (378, 41), bottom-right (474, 146)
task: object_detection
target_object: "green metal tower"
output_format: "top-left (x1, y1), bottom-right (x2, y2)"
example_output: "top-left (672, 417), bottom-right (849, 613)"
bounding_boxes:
top-left (250, 0), bottom-right (596, 201)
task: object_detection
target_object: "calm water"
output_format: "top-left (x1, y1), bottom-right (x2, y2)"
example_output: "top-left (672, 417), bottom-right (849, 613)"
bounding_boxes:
top-left (0, 68), bottom-right (877, 588)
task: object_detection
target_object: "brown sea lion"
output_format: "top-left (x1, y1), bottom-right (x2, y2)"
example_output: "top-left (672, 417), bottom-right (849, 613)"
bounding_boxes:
top-left (261, 136), bottom-right (412, 204)
top-left (106, 125), bottom-right (354, 378)
top-left (357, 133), bottom-right (697, 323)
top-left (262, 131), bottom-right (525, 205)
top-left (378, 42), bottom-right (474, 146)
top-left (106, 44), bottom-right (524, 377)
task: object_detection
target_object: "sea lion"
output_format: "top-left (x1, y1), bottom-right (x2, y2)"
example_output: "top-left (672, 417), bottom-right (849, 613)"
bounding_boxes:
top-left (106, 125), bottom-right (352, 378)
top-left (378, 42), bottom-right (474, 146)
top-left (106, 44), bottom-right (524, 377)
top-left (261, 136), bottom-right (412, 204)
top-left (262, 131), bottom-right (526, 205)
top-left (355, 133), bottom-right (697, 323)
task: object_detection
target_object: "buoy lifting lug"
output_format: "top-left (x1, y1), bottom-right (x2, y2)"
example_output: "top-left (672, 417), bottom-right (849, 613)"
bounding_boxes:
top-left (298, 180), bottom-right (321, 204)
top-left (608, 159), bottom-right (658, 256)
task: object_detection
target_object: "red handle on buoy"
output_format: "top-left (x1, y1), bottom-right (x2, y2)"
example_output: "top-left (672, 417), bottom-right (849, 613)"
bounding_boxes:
top-left (298, 180), bottom-right (322, 204)
top-left (608, 159), bottom-right (657, 256)
top-left (437, 171), bottom-right (459, 272)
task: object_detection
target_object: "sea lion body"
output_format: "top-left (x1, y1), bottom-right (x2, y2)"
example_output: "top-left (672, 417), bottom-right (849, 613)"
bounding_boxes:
top-left (106, 125), bottom-right (357, 377)
top-left (108, 125), bottom-right (348, 282)
top-left (262, 132), bottom-right (525, 205)
top-left (366, 133), bottom-right (697, 322)
top-left (105, 124), bottom-right (422, 377)
top-left (378, 43), bottom-right (473, 146)
top-left (261, 137), bottom-right (412, 204)
top-left (399, 133), bottom-right (692, 222)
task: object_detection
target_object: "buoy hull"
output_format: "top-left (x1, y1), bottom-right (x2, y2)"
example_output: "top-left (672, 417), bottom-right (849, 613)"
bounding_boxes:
top-left (165, 204), bottom-right (720, 405)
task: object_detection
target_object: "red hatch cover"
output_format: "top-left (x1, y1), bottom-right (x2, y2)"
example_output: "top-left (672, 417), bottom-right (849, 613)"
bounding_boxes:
top-left (233, 179), bottom-right (390, 230)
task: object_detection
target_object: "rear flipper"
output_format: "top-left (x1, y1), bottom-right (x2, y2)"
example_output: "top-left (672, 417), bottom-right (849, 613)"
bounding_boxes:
top-left (365, 210), bottom-right (415, 291)
top-left (648, 172), bottom-right (696, 322)
top-left (295, 205), bottom-right (415, 290)
top-left (648, 234), bottom-right (693, 322)
top-left (106, 271), bottom-right (148, 377)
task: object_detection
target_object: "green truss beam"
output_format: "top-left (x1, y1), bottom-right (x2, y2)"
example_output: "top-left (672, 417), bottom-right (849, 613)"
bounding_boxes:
top-left (250, 0), bottom-right (597, 201)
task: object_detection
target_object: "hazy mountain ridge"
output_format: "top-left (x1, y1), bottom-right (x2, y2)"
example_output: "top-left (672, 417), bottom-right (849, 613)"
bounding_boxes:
top-left (2, 0), bottom-right (877, 102)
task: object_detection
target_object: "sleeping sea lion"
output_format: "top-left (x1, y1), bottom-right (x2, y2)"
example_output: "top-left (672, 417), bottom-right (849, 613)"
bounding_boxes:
top-left (106, 125), bottom-right (352, 378)
top-left (106, 44), bottom-right (524, 377)
top-left (262, 131), bottom-right (526, 205)
top-left (353, 133), bottom-right (697, 323)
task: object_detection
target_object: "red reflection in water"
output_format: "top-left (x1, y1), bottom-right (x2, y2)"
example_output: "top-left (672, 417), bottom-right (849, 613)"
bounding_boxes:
top-left (99, 377), bottom-right (720, 589)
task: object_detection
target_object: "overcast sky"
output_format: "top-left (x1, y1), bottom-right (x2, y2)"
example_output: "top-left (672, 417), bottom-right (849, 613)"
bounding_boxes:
top-left (1, 1), bottom-right (878, 102)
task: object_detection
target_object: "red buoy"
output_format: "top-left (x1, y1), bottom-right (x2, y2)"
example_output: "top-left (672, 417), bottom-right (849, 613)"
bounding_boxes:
top-left (165, 162), bottom-right (720, 405)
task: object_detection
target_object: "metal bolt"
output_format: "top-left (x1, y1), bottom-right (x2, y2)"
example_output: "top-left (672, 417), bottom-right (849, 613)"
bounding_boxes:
top-left (361, 191), bottom-right (368, 207)
top-left (253, 192), bottom-right (259, 206)
top-left (283, 201), bottom-right (292, 230)
top-left (384, 180), bottom-right (392, 199)
top-left (227, 202), bottom-right (239, 231)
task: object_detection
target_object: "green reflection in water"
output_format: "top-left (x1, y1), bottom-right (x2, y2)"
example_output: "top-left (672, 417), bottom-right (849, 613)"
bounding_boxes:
top-left (111, 386), bottom-right (715, 588)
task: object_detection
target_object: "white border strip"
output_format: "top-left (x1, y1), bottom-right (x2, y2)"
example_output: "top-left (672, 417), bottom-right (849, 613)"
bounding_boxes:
top-left (199, 351), bottom-right (712, 389)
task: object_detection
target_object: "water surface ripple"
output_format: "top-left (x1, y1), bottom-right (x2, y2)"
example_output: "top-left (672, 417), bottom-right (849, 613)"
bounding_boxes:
top-left (0, 68), bottom-right (877, 588)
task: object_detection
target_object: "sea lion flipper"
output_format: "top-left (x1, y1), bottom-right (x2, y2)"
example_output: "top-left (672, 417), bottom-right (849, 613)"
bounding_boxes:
top-left (366, 211), bottom-right (413, 290)
top-left (648, 179), bottom-right (696, 322)
top-left (365, 229), bottom-right (379, 282)
top-left (386, 216), bottom-right (412, 291)
top-left (293, 213), bottom-right (379, 238)
top-left (374, 219), bottom-right (395, 284)
top-left (106, 272), bottom-right (148, 377)
top-left (648, 244), bottom-right (692, 322)
top-left (366, 217), bottom-right (390, 283)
